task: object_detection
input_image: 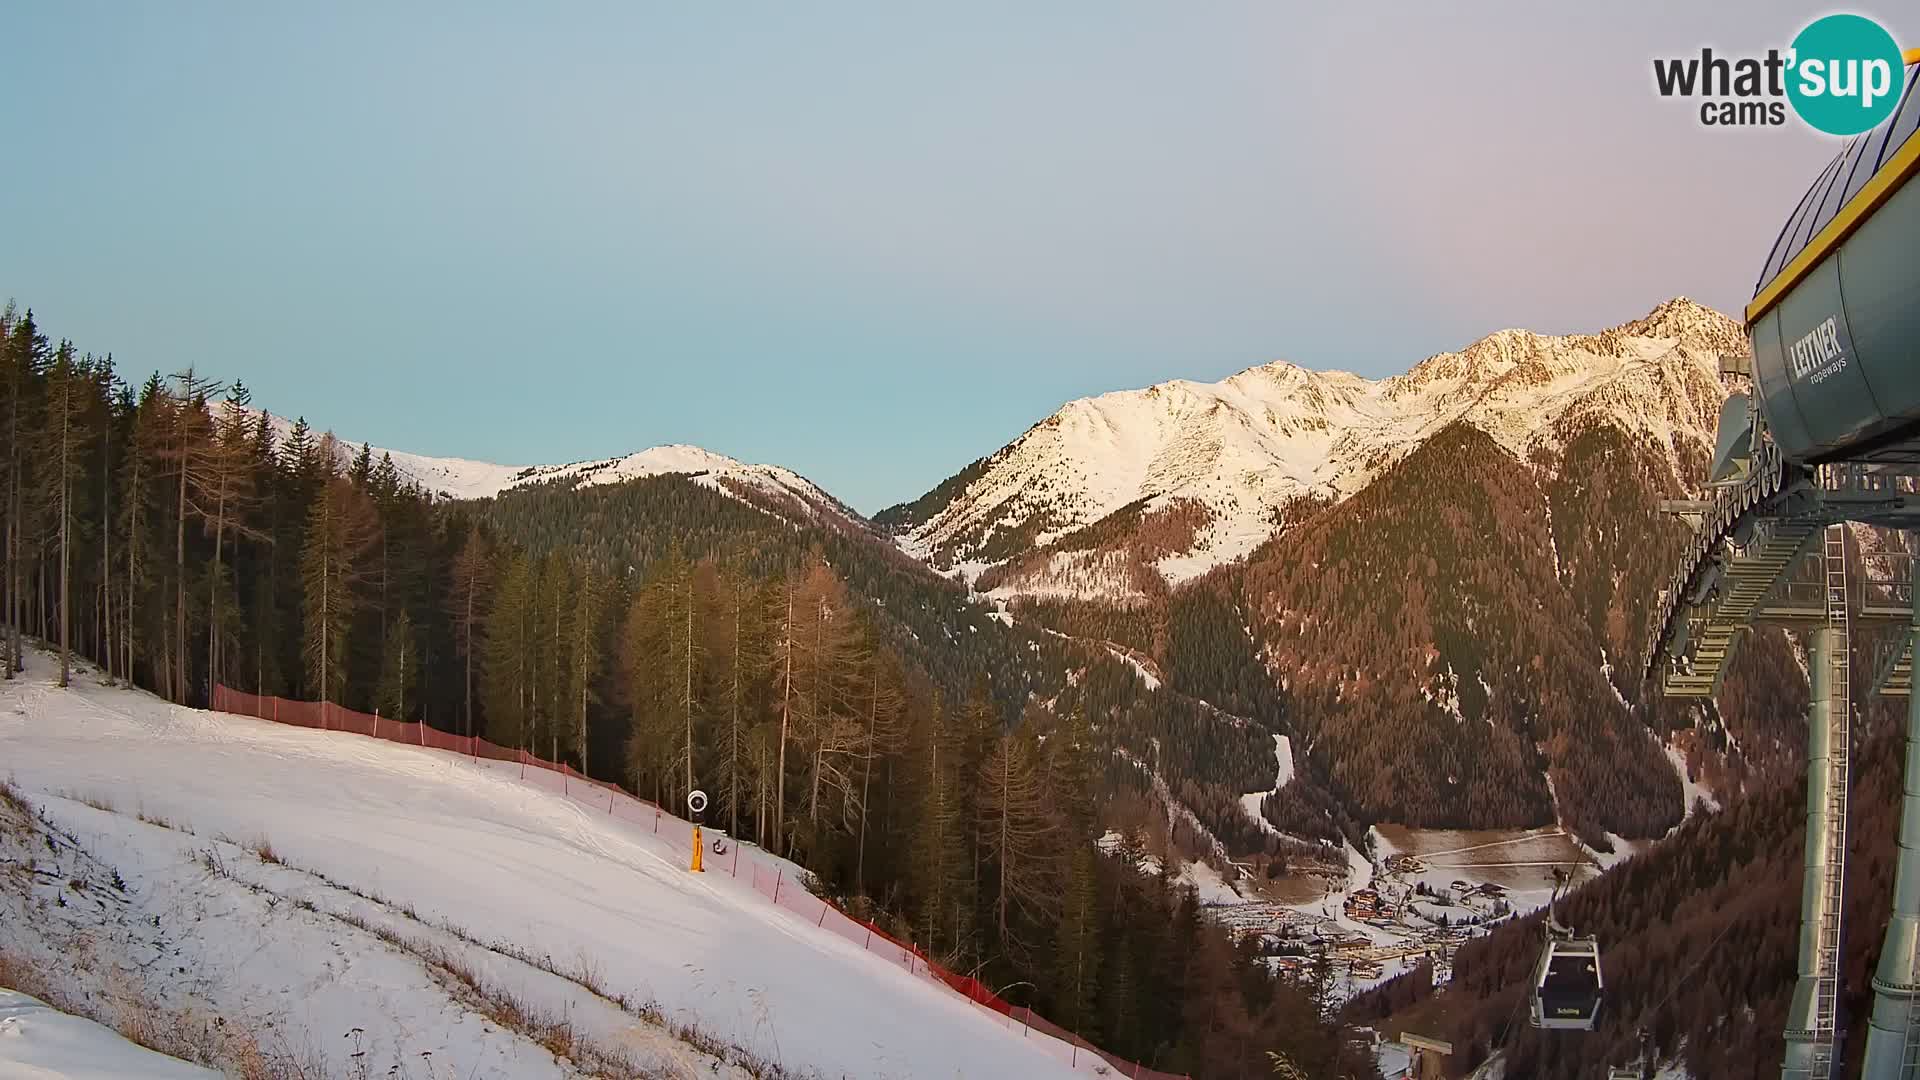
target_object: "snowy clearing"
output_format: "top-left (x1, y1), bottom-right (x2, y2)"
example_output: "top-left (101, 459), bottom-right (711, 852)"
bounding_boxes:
top-left (0, 989), bottom-right (217, 1080)
top-left (0, 653), bottom-right (1098, 1080)
top-left (1237, 734), bottom-right (1293, 836)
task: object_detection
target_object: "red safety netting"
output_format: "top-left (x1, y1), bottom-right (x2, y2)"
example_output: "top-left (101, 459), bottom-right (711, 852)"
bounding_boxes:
top-left (211, 685), bottom-right (1188, 1080)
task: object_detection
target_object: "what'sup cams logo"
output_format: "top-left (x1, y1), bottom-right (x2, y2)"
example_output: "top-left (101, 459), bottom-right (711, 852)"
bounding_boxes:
top-left (1655, 14), bottom-right (1913, 134)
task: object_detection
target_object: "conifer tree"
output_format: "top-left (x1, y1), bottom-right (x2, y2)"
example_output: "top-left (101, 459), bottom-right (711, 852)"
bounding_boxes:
top-left (483, 548), bottom-right (533, 746)
top-left (41, 342), bottom-right (92, 687)
top-left (300, 457), bottom-right (376, 706)
top-left (162, 368), bottom-right (220, 702)
top-left (709, 562), bottom-right (762, 840)
top-left (375, 607), bottom-right (417, 721)
top-left (200, 383), bottom-right (266, 694)
top-left (856, 647), bottom-right (906, 896)
top-left (980, 728), bottom-right (1059, 954)
top-left (1053, 843), bottom-right (1102, 1035)
top-left (569, 557), bottom-right (603, 772)
top-left (447, 525), bottom-right (490, 737)
top-left (2, 310), bottom-right (49, 676)
top-left (538, 554), bottom-right (572, 761)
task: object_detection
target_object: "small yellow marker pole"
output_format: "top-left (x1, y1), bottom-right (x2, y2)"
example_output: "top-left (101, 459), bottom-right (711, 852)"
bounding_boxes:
top-left (690, 825), bottom-right (705, 872)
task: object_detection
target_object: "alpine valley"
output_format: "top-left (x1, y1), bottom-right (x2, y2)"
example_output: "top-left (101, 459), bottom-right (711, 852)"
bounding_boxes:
top-left (343, 296), bottom-right (1804, 853)
top-left (0, 294), bottom-right (1839, 1079)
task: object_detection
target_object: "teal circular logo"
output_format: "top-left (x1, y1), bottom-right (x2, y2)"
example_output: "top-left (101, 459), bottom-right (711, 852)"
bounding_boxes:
top-left (1787, 15), bottom-right (1906, 136)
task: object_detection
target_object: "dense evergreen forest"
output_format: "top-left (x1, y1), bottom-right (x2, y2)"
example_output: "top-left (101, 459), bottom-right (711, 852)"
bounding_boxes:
top-left (0, 302), bottom-right (1381, 1078)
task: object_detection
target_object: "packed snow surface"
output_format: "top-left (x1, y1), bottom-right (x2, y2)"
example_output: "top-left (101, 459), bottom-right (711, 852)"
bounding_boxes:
top-left (0, 989), bottom-right (217, 1079)
top-left (0, 660), bottom-right (1091, 1080)
top-left (1237, 734), bottom-right (1292, 836)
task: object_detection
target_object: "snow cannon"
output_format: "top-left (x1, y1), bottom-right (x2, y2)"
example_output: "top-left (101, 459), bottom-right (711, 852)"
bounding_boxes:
top-left (1748, 59), bottom-right (1920, 466)
top-left (687, 789), bottom-right (708, 873)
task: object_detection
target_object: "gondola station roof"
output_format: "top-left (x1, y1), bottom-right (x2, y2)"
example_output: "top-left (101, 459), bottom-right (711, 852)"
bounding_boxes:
top-left (1750, 57), bottom-right (1920, 466)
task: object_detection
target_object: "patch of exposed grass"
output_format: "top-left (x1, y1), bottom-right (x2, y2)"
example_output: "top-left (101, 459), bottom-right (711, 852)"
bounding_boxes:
top-left (0, 948), bottom-right (289, 1080)
top-left (0, 776), bottom-right (32, 820)
top-left (50, 788), bottom-right (116, 815)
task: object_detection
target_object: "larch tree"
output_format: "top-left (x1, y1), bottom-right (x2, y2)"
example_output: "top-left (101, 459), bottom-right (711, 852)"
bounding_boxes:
top-left (709, 563), bottom-right (764, 841)
top-left (786, 554), bottom-right (861, 844)
top-left (40, 342), bottom-right (92, 687)
top-left (199, 384), bottom-right (266, 695)
top-left (856, 646), bottom-right (907, 896)
top-left (771, 569), bottom-right (798, 850)
top-left (979, 728), bottom-right (1059, 955)
top-left (161, 368), bottom-right (220, 703)
top-left (300, 454), bottom-right (377, 708)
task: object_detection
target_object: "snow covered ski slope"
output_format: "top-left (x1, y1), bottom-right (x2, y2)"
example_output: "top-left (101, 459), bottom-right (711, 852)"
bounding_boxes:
top-left (0, 656), bottom-right (1098, 1079)
top-left (0, 989), bottom-right (217, 1079)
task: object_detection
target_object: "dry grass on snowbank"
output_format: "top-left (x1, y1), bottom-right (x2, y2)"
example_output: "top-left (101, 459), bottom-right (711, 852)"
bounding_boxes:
top-left (0, 792), bottom-right (317, 1079)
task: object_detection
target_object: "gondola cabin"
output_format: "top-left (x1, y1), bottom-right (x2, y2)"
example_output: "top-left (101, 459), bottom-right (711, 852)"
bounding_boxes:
top-left (1530, 937), bottom-right (1603, 1031)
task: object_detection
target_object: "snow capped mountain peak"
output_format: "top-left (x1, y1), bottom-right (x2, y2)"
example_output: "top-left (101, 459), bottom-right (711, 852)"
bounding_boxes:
top-left (244, 410), bottom-right (860, 528)
top-left (891, 298), bottom-right (1739, 601)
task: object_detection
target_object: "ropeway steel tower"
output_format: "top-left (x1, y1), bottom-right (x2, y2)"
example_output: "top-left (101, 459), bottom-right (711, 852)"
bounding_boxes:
top-left (1646, 54), bottom-right (1920, 1080)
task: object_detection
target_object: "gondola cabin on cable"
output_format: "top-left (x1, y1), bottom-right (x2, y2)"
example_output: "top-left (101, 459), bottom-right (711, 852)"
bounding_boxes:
top-left (1530, 936), bottom-right (1603, 1031)
top-left (1528, 868), bottom-right (1602, 1032)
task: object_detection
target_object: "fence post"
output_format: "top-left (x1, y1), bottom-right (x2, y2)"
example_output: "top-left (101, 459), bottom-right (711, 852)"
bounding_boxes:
top-left (373, 708), bottom-right (380, 741)
top-left (731, 843), bottom-right (739, 877)
top-left (321, 700), bottom-right (328, 731)
top-left (654, 808), bottom-right (661, 834)
top-left (773, 870), bottom-right (782, 903)
top-left (418, 720), bottom-right (424, 746)
top-left (816, 902), bottom-right (827, 928)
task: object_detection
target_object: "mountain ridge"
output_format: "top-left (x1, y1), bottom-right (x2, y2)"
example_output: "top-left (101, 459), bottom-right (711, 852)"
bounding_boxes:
top-left (885, 297), bottom-right (1738, 603)
top-left (240, 408), bottom-right (866, 531)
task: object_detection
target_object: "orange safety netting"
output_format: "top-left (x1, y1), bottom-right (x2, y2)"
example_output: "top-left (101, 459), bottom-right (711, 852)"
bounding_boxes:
top-left (210, 685), bottom-right (1189, 1080)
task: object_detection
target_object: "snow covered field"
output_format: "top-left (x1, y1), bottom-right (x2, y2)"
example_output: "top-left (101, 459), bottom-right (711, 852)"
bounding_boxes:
top-left (0, 989), bottom-right (217, 1079)
top-left (0, 654), bottom-right (1096, 1079)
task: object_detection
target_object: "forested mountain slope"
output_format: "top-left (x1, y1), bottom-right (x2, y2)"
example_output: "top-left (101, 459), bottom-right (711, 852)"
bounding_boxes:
top-left (1353, 697), bottom-right (1910, 1078)
top-left (919, 300), bottom-right (1812, 844)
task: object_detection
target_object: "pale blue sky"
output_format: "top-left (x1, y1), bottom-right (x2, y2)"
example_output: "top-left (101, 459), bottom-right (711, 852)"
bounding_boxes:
top-left (1, 3), bottom-right (1892, 511)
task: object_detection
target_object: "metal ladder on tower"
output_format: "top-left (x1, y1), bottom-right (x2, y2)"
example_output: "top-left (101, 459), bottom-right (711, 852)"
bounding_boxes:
top-left (1811, 522), bottom-right (1853, 1079)
top-left (1903, 545), bottom-right (1920, 1077)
